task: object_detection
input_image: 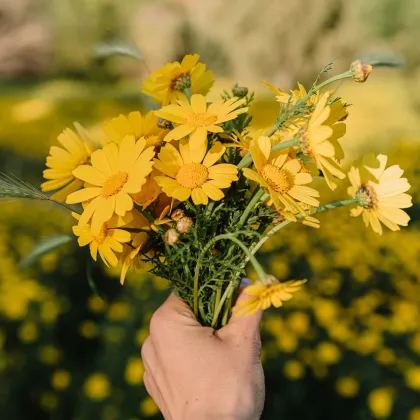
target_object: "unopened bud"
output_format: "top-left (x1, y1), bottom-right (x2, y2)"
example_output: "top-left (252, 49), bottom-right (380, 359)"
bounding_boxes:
top-left (176, 216), bottom-right (193, 234)
top-left (157, 118), bottom-right (173, 130)
top-left (170, 208), bottom-right (185, 221)
top-left (173, 74), bottom-right (191, 91)
top-left (232, 84), bottom-right (248, 98)
top-left (350, 60), bottom-right (373, 83)
top-left (165, 228), bottom-right (179, 246)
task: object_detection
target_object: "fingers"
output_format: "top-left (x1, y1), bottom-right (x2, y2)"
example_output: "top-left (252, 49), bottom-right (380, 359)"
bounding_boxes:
top-left (142, 338), bottom-right (170, 418)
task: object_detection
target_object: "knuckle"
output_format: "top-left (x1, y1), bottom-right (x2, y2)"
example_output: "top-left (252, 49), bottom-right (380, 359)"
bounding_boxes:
top-left (149, 308), bottom-right (165, 334)
top-left (141, 337), bottom-right (152, 360)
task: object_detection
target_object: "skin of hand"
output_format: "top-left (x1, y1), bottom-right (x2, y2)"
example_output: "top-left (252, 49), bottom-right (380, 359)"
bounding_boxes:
top-left (141, 283), bottom-right (265, 420)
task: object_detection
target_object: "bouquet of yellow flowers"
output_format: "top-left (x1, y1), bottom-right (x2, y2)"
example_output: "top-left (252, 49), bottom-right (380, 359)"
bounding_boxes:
top-left (0, 54), bottom-right (412, 328)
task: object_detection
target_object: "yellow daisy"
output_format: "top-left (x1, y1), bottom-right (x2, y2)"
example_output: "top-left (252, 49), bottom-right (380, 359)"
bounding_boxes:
top-left (154, 140), bottom-right (238, 205)
top-left (41, 124), bottom-right (94, 202)
top-left (347, 154), bottom-right (412, 235)
top-left (299, 92), bottom-right (347, 190)
top-left (131, 170), bottom-right (162, 209)
top-left (102, 111), bottom-right (168, 149)
top-left (223, 128), bottom-right (265, 157)
top-left (72, 213), bottom-right (131, 267)
top-left (243, 136), bottom-right (320, 214)
top-left (273, 205), bottom-right (320, 229)
top-left (120, 232), bottom-right (149, 285)
top-left (233, 277), bottom-right (307, 316)
top-left (66, 136), bottom-right (155, 234)
top-left (263, 80), bottom-right (319, 106)
top-left (154, 94), bottom-right (248, 150)
top-left (141, 54), bottom-right (214, 105)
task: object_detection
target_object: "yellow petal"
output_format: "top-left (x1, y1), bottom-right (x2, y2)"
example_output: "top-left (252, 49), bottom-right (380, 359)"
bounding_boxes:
top-left (191, 94), bottom-right (207, 114)
top-left (72, 165), bottom-right (105, 186)
top-left (191, 187), bottom-right (209, 205)
top-left (202, 142), bottom-right (226, 167)
top-left (66, 187), bottom-right (102, 204)
top-left (189, 127), bottom-right (207, 150)
top-left (201, 182), bottom-right (224, 201)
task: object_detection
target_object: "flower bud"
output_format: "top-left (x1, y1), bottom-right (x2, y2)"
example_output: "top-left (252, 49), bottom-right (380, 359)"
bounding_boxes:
top-left (165, 228), bottom-right (179, 246)
top-left (173, 74), bottom-right (191, 91)
top-left (157, 118), bottom-right (173, 130)
top-left (350, 60), bottom-right (373, 83)
top-left (232, 84), bottom-right (248, 98)
top-left (170, 208), bottom-right (185, 221)
top-left (176, 216), bottom-right (193, 234)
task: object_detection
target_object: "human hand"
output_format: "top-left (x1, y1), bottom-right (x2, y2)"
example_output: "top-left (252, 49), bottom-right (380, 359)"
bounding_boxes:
top-left (141, 284), bottom-right (265, 420)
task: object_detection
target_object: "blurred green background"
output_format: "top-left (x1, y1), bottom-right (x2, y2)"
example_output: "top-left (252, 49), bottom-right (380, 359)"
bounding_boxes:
top-left (1, 0), bottom-right (420, 419)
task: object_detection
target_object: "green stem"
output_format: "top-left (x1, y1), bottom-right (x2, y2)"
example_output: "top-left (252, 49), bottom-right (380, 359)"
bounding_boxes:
top-left (249, 198), bottom-right (359, 258)
top-left (314, 71), bottom-right (352, 91)
top-left (55, 201), bottom-right (80, 214)
top-left (184, 87), bottom-right (192, 101)
top-left (271, 138), bottom-right (299, 152)
top-left (211, 281), bottom-right (233, 328)
top-left (236, 138), bottom-right (299, 170)
top-left (238, 189), bottom-right (266, 227)
top-left (213, 282), bottom-right (223, 316)
top-left (221, 291), bottom-right (234, 326)
top-left (193, 231), bottom-right (262, 317)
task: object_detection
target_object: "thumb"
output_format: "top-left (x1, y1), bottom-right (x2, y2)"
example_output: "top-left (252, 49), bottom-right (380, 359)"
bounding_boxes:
top-left (219, 278), bottom-right (263, 337)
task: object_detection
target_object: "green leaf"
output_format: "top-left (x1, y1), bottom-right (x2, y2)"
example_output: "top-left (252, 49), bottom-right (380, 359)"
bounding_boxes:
top-left (92, 41), bottom-right (144, 61)
top-left (360, 53), bottom-right (404, 68)
top-left (19, 234), bottom-right (74, 269)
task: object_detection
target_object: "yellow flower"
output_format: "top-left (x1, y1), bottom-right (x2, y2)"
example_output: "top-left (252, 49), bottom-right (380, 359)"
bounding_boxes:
top-left (299, 92), bottom-right (347, 190)
top-left (131, 169), bottom-right (162, 209)
top-left (405, 366), bottom-right (420, 391)
top-left (155, 94), bottom-right (248, 150)
top-left (368, 387), bottom-right (394, 419)
top-left (51, 370), bottom-right (71, 390)
top-left (154, 140), bottom-right (238, 205)
top-left (243, 136), bottom-right (320, 214)
top-left (223, 128), bottom-right (261, 157)
top-left (84, 373), bottom-right (110, 401)
top-left (141, 54), bottom-right (214, 105)
top-left (125, 357), bottom-right (145, 385)
top-left (102, 111), bottom-right (168, 149)
top-left (120, 232), bottom-right (149, 285)
top-left (263, 80), bottom-right (319, 106)
top-left (41, 124), bottom-right (94, 202)
top-left (336, 377), bottom-right (359, 398)
top-left (347, 154), bottom-right (412, 235)
top-left (72, 213), bottom-right (132, 267)
top-left (67, 136), bottom-right (155, 234)
top-left (233, 276), bottom-right (306, 316)
top-left (283, 360), bottom-right (305, 380)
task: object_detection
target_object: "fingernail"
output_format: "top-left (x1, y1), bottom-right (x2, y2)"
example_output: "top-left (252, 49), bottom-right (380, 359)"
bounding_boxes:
top-left (240, 278), bottom-right (252, 287)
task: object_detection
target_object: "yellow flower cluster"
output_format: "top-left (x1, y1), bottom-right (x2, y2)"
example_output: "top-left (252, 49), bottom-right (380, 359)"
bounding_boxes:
top-left (37, 55), bottom-right (412, 318)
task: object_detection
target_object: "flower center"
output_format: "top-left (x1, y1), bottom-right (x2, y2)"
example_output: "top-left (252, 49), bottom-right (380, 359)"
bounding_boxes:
top-left (261, 164), bottom-right (293, 193)
top-left (186, 113), bottom-right (217, 127)
top-left (171, 73), bottom-right (191, 91)
top-left (102, 172), bottom-right (128, 197)
top-left (176, 163), bottom-right (209, 189)
top-left (356, 184), bottom-right (378, 209)
top-left (94, 224), bottom-right (108, 244)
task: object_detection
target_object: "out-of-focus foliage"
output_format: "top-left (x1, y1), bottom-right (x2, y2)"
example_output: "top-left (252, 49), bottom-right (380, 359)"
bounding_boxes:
top-left (1, 0), bottom-right (420, 419)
